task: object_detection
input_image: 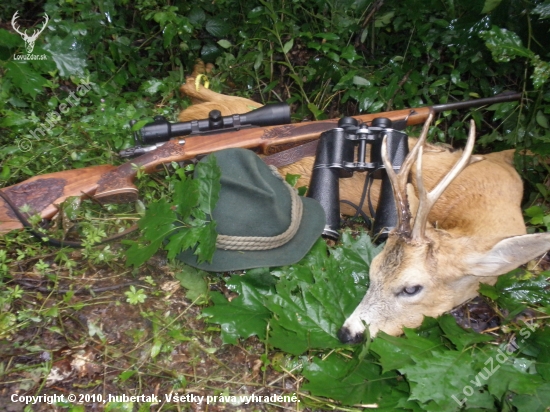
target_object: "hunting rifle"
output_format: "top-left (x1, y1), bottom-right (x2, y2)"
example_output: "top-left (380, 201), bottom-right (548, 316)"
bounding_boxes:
top-left (0, 92), bottom-right (521, 235)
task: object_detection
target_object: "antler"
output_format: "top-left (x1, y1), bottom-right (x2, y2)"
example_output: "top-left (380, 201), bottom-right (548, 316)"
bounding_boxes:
top-left (11, 11), bottom-right (26, 38)
top-left (11, 11), bottom-right (49, 40)
top-left (410, 119), bottom-right (479, 242)
top-left (381, 110), bottom-right (434, 236)
top-left (31, 13), bottom-right (49, 40)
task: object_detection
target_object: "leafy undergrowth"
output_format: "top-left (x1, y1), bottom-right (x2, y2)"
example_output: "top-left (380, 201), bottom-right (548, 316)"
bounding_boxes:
top-left (1, 225), bottom-right (550, 411)
top-left (201, 231), bottom-right (550, 411)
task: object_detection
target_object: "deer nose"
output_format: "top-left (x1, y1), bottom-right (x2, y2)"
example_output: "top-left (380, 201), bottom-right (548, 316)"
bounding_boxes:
top-left (337, 326), bottom-right (364, 344)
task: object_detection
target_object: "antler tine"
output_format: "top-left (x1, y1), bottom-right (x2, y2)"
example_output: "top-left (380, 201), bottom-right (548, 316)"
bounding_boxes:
top-left (11, 11), bottom-right (26, 37)
top-left (29, 14), bottom-right (49, 39)
top-left (37, 14), bottom-right (49, 36)
top-left (411, 119), bottom-right (478, 242)
top-left (381, 110), bottom-right (435, 235)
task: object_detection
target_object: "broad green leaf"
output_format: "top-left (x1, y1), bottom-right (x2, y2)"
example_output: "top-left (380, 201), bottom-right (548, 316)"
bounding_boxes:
top-left (125, 200), bottom-right (175, 266)
top-left (532, 327), bottom-right (550, 380)
top-left (0, 28), bottom-right (22, 48)
top-left (172, 176), bottom-right (200, 220)
top-left (400, 350), bottom-right (480, 410)
top-left (375, 11), bottom-right (395, 28)
top-left (430, 78), bottom-right (448, 88)
top-left (282, 38), bottom-right (294, 54)
top-left (532, 57), bottom-right (550, 89)
top-left (266, 235), bottom-right (380, 354)
top-left (371, 330), bottom-right (442, 373)
top-left (217, 39), bottom-right (231, 49)
top-left (151, 338), bottom-right (162, 358)
top-left (536, 110), bottom-right (549, 129)
top-left (353, 75), bottom-right (371, 87)
top-left (205, 18), bottom-right (231, 37)
top-left (486, 360), bottom-right (543, 399)
top-left (479, 26), bottom-right (534, 63)
top-left (492, 271), bottom-right (550, 312)
top-left (314, 33), bottom-right (340, 40)
top-left (195, 155), bottom-right (221, 215)
top-left (163, 23), bottom-right (178, 48)
top-left (164, 226), bottom-right (202, 260)
top-left (140, 79), bottom-right (165, 95)
top-left (481, 0), bottom-right (503, 13)
top-left (192, 223), bottom-right (218, 263)
top-left (202, 272), bottom-right (276, 344)
top-left (512, 382), bottom-right (550, 412)
top-left (284, 173), bottom-right (301, 187)
top-left (43, 35), bottom-right (87, 77)
top-left (533, 2), bottom-right (550, 19)
top-left (302, 353), bottom-right (400, 406)
top-left (175, 266), bottom-right (209, 303)
top-left (5, 61), bottom-right (48, 98)
top-left (188, 7), bottom-right (206, 26)
top-left (138, 200), bottom-right (176, 239)
top-left (438, 315), bottom-right (494, 350)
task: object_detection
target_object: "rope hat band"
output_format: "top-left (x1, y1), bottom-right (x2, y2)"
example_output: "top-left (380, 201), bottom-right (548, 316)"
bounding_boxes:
top-left (215, 167), bottom-right (303, 250)
top-left (176, 148), bottom-right (326, 272)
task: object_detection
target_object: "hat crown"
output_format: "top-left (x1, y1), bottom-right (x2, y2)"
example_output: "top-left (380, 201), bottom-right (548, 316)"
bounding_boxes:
top-left (212, 150), bottom-right (292, 238)
top-left (177, 148), bottom-right (326, 271)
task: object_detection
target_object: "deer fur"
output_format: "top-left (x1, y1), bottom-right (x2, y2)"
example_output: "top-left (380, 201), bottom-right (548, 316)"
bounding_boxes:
top-left (178, 67), bottom-right (550, 342)
top-left (178, 61), bottom-right (262, 122)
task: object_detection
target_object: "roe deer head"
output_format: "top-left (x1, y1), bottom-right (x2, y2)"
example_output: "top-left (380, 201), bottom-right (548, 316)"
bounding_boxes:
top-left (337, 112), bottom-right (550, 343)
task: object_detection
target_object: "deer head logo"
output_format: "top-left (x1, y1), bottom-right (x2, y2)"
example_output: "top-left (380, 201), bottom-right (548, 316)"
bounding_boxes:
top-left (11, 11), bottom-right (49, 54)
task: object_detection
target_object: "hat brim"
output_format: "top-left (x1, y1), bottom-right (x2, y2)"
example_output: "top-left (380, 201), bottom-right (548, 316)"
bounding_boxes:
top-left (177, 196), bottom-right (326, 272)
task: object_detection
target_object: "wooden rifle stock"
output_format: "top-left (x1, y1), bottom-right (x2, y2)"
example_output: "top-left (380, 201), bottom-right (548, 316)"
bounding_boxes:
top-left (0, 93), bottom-right (521, 234)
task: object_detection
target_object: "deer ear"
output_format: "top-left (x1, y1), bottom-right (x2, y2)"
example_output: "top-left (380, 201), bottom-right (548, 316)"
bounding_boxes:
top-left (467, 233), bottom-right (550, 277)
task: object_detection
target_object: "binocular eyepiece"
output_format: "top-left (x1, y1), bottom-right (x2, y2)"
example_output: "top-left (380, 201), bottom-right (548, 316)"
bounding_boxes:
top-left (307, 116), bottom-right (408, 240)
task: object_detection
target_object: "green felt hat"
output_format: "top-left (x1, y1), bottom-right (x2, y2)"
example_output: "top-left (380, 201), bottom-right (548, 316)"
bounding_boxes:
top-left (177, 148), bottom-right (326, 271)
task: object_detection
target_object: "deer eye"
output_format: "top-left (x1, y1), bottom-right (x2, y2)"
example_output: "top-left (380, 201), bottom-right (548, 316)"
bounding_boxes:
top-left (399, 285), bottom-right (423, 296)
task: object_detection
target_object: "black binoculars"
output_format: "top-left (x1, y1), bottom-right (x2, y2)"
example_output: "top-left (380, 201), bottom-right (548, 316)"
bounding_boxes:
top-left (307, 116), bottom-right (408, 240)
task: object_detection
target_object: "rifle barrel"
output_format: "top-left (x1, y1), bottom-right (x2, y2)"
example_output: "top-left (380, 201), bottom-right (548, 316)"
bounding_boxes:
top-left (432, 92), bottom-right (522, 113)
